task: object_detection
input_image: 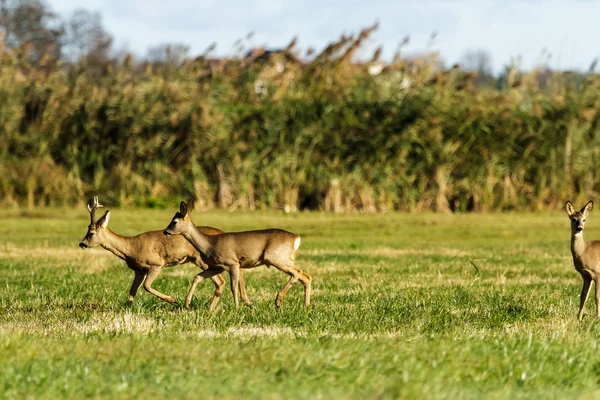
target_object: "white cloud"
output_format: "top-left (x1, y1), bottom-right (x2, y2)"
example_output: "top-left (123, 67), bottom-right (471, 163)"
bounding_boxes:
top-left (437, 0), bottom-right (600, 71)
top-left (48, 0), bottom-right (600, 72)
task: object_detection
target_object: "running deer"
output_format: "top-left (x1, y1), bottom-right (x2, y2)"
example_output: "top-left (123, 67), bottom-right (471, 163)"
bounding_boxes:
top-left (79, 197), bottom-right (250, 310)
top-left (565, 200), bottom-right (600, 320)
top-left (163, 200), bottom-right (312, 309)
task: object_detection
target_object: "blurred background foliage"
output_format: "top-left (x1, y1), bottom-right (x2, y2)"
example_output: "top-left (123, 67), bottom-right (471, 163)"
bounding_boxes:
top-left (2, 1), bottom-right (600, 212)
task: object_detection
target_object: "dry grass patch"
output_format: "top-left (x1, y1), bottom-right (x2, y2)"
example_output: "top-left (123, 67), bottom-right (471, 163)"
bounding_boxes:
top-left (0, 243), bottom-right (82, 261)
top-left (0, 244), bottom-right (114, 272)
top-left (0, 313), bottom-right (160, 336)
top-left (71, 313), bottom-right (159, 334)
top-left (305, 247), bottom-right (473, 257)
top-left (0, 244), bottom-right (132, 274)
top-left (188, 326), bottom-right (301, 339)
top-left (226, 325), bottom-right (298, 338)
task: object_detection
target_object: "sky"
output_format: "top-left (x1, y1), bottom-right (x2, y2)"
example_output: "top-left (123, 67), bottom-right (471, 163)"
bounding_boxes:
top-left (48, 0), bottom-right (600, 73)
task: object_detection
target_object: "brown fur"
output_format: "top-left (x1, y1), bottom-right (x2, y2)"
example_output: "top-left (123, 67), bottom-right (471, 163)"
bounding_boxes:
top-left (79, 202), bottom-right (250, 310)
top-left (565, 200), bottom-right (600, 320)
top-left (164, 201), bottom-right (312, 309)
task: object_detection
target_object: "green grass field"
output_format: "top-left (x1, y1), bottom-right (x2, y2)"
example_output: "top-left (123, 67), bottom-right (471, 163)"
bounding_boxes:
top-left (1, 208), bottom-right (599, 399)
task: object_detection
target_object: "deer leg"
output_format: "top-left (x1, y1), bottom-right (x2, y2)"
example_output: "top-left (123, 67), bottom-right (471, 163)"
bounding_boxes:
top-left (302, 269), bottom-right (312, 307)
top-left (186, 268), bottom-right (222, 309)
top-left (143, 268), bottom-right (175, 304)
top-left (272, 263), bottom-right (312, 308)
top-left (276, 274), bottom-right (298, 307)
top-left (579, 277), bottom-right (592, 321)
top-left (193, 259), bottom-right (227, 311)
top-left (194, 259), bottom-right (247, 310)
top-left (230, 265), bottom-right (241, 310)
top-left (207, 274), bottom-right (226, 312)
top-left (238, 270), bottom-right (252, 306)
top-left (127, 270), bottom-right (147, 305)
top-left (594, 279), bottom-right (600, 319)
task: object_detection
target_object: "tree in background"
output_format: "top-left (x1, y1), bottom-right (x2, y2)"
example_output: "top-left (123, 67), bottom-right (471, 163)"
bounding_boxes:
top-left (0, 0), bottom-right (63, 61)
top-left (459, 50), bottom-right (495, 88)
top-left (62, 8), bottom-right (112, 66)
top-left (146, 43), bottom-right (190, 66)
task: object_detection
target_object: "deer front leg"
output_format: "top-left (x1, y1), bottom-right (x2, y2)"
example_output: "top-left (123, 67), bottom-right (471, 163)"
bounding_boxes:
top-left (594, 279), bottom-right (600, 319)
top-left (143, 268), bottom-right (175, 303)
top-left (127, 270), bottom-right (147, 305)
top-left (579, 276), bottom-right (592, 321)
top-left (195, 259), bottom-right (250, 308)
top-left (186, 268), bottom-right (222, 309)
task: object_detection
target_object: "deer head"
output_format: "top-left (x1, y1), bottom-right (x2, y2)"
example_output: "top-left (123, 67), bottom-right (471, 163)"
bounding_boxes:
top-left (566, 200), bottom-right (593, 235)
top-left (79, 196), bottom-right (111, 249)
top-left (164, 200), bottom-right (194, 237)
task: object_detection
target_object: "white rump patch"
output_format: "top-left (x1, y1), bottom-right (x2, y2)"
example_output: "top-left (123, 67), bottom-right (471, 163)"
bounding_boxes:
top-left (294, 236), bottom-right (301, 251)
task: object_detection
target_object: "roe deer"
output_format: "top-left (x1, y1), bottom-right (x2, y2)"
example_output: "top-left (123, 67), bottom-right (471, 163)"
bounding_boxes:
top-left (163, 200), bottom-right (312, 309)
top-left (565, 200), bottom-right (600, 320)
top-left (79, 197), bottom-right (251, 310)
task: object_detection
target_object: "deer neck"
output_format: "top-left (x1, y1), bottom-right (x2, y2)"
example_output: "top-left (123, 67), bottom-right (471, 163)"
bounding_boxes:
top-left (101, 229), bottom-right (133, 261)
top-left (182, 225), bottom-right (213, 255)
top-left (571, 231), bottom-right (586, 258)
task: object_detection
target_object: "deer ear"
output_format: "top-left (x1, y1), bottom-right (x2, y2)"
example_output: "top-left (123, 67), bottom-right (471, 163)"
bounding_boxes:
top-left (180, 201), bottom-right (188, 216)
top-left (186, 197), bottom-right (195, 213)
top-left (566, 201), bottom-right (575, 217)
top-left (583, 201), bottom-right (594, 217)
top-left (97, 210), bottom-right (111, 228)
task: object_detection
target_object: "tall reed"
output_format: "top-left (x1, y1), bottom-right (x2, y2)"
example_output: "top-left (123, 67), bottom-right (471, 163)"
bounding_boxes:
top-left (1, 27), bottom-right (599, 211)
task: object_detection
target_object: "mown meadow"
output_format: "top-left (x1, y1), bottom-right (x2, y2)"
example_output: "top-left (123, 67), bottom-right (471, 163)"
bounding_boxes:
top-left (1, 207), bottom-right (600, 399)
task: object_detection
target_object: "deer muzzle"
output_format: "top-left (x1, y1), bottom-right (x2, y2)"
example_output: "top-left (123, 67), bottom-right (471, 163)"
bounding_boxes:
top-left (79, 241), bottom-right (89, 249)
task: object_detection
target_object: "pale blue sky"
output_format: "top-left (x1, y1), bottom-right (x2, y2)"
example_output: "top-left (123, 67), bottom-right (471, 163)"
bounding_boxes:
top-left (49, 0), bottom-right (600, 73)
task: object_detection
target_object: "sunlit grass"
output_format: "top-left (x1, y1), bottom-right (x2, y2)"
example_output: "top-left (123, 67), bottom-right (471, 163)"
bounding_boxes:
top-left (0, 208), bottom-right (597, 398)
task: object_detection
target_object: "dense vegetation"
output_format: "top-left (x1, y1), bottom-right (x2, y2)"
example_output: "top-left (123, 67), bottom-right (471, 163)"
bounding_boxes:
top-left (2, 7), bottom-right (600, 211)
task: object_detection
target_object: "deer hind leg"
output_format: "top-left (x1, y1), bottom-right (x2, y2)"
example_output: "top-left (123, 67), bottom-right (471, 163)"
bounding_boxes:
top-left (127, 270), bottom-right (147, 305)
top-left (229, 265), bottom-right (241, 310)
top-left (271, 262), bottom-right (312, 308)
top-left (207, 274), bottom-right (225, 312)
top-left (238, 270), bottom-right (252, 306)
top-left (186, 268), bottom-right (222, 309)
top-left (143, 268), bottom-right (175, 304)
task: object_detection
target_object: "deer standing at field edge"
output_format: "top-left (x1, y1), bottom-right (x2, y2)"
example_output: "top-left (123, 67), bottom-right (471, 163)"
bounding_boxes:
top-left (565, 200), bottom-right (600, 320)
